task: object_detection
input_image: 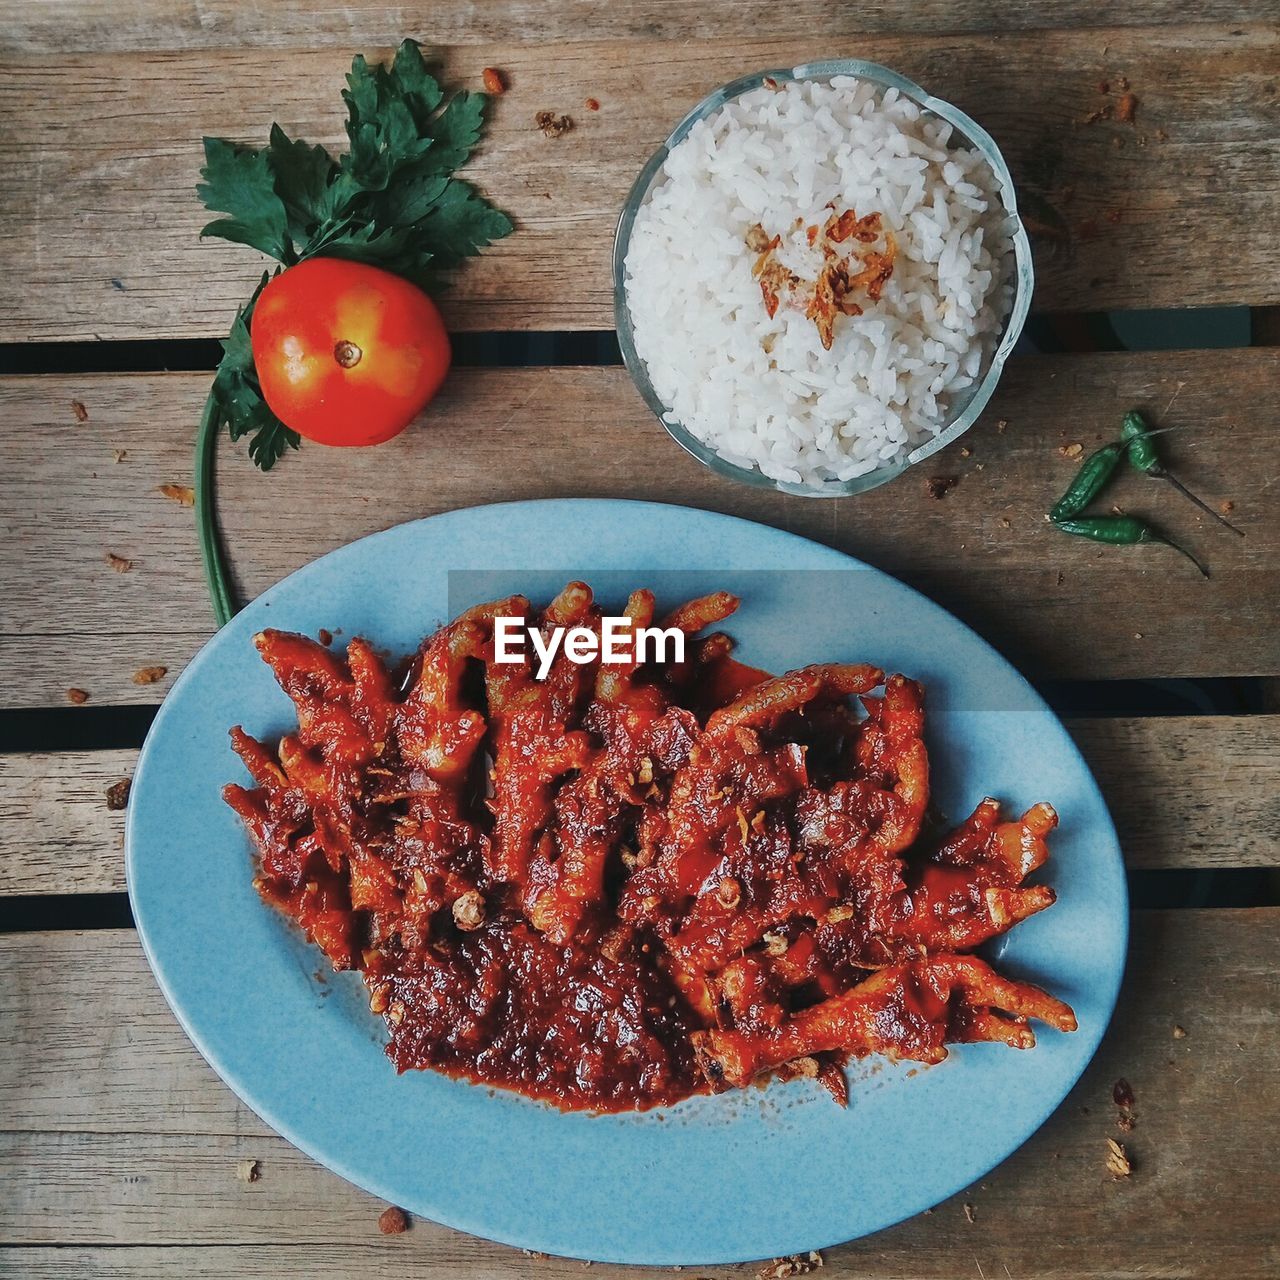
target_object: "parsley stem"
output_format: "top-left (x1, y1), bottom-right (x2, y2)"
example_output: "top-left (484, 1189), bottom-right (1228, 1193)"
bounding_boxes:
top-left (195, 389), bottom-right (236, 627)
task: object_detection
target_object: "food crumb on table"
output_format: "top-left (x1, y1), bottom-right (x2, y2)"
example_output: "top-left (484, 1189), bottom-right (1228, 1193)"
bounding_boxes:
top-left (482, 67), bottom-right (505, 93)
top-left (235, 1158), bottom-right (260, 1183)
top-left (963, 1202), bottom-right (976, 1223)
top-left (758, 1252), bottom-right (823, 1278)
top-left (1173, 1024), bottom-right (1187, 1039)
top-left (106, 779), bottom-right (132, 811)
top-left (925, 475), bottom-right (958, 499)
top-left (132, 665), bottom-right (168, 685)
top-left (585, 96), bottom-right (600, 111)
top-left (66, 687), bottom-right (89, 705)
top-left (535, 110), bottom-right (573, 137)
top-left (105, 552), bottom-right (133, 573)
top-left (378, 1205), bottom-right (409, 1234)
top-left (71, 399), bottom-right (89, 422)
top-left (158, 483), bottom-right (195, 506)
top-left (1113, 1077), bottom-right (1137, 1131)
top-left (1105, 1137), bottom-right (1132, 1178)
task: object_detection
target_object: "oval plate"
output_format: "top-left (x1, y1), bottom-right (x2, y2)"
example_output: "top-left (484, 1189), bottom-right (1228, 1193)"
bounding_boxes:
top-left (128, 498), bottom-right (1127, 1266)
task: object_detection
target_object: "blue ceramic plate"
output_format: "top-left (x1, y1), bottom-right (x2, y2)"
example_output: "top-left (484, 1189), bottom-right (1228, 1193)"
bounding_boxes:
top-left (128, 499), bottom-right (1126, 1266)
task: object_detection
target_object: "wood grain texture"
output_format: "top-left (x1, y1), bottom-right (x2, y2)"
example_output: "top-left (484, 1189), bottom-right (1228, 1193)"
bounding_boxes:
top-left (2, 716), bottom-right (1277, 897)
top-left (0, 1243), bottom-right (1275, 1280)
top-left (0, 24), bottom-right (1276, 339)
top-left (1075, 717), bottom-right (1280, 873)
top-left (0, 750), bottom-right (134, 896)
top-left (1, 351), bottom-right (1275, 706)
top-left (3, 1), bottom-right (1271, 52)
top-left (0, 912), bottom-right (1276, 1276)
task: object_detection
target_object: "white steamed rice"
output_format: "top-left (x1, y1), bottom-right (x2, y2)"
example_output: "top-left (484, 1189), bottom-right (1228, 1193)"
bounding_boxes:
top-left (623, 76), bottom-right (1016, 486)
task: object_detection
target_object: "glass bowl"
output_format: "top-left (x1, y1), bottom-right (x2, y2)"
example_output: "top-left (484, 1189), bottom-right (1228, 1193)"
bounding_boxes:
top-left (612, 59), bottom-right (1035, 499)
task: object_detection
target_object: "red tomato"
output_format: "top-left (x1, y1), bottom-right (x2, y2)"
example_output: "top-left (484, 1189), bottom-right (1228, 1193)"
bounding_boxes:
top-left (250, 258), bottom-right (451, 447)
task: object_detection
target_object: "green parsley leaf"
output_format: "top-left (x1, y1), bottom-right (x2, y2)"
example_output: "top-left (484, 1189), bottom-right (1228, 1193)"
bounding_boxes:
top-left (376, 172), bottom-right (450, 229)
top-left (410, 180), bottom-right (514, 270)
top-left (198, 138), bottom-right (292, 262)
top-left (209, 275), bottom-right (301, 472)
top-left (343, 96), bottom-right (432, 192)
top-left (319, 222), bottom-right (415, 263)
top-left (245, 418), bottom-right (304, 470)
top-left (390, 38), bottom-right (445, 121)
top-left (342, 54), bottom-right (382, 119)
top-left (267, 124), bottom-right (340, 251)
top-left (416, 91), bottom-right (486, 175)
top-left (341, 46), bottom-right (438, 192)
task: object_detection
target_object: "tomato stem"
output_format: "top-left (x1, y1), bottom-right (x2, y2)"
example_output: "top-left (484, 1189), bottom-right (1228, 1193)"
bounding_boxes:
top-left (333, 339), bottom-right (363, 368)
top-left (195, 389), bottom-right (237, 627)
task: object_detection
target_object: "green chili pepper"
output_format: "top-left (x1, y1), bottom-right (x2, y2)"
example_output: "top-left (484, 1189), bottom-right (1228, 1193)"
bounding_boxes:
top-left (1048, 440), bottom-right (1128, 522)
top-left (1120, 410), bottom-right (1161, 472)
top-left (1053, 515), bottom-right (1209, 577)
top-left (1048, 424), bottom-right (1178, 522)
top-left (1121, 410), bottom-right (1244, 537)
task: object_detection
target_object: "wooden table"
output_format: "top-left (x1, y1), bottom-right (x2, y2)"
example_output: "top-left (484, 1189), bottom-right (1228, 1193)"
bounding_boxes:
top-left (1, 3), bottom-right (1277, 1277)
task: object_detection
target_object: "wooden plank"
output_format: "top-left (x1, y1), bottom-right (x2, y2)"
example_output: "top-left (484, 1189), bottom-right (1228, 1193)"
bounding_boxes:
top-left (2, 716), bottom-right (1276, 897)
top-left (0, 24), bottom-right (1276, 340)
top-left (1072, 718), bottom-right (1280, 872)
top-left (0, 911), bottom-right (1276, 1278)
top-left (0, 351), bottom-right (1275, 706)
top-left (2, 1), bottom-right (1268, 53)
top-left (0, 751), bottom-right (134, 896)
top-left (0, 1242), bottom-right (1276, 1280)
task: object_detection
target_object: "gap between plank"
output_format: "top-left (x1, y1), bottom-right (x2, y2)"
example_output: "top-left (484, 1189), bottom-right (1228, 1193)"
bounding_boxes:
top-left (2, 682), bottom-right (1274, 754)
top-left (0, 305), bottom-right (1265, 376)
top-left (3, 870), bottom-right (1276, 937)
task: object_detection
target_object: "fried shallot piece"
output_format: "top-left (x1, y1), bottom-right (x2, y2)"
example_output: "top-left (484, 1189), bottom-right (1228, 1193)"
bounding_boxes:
top-left (751, 207), bottom-right (898, 347)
